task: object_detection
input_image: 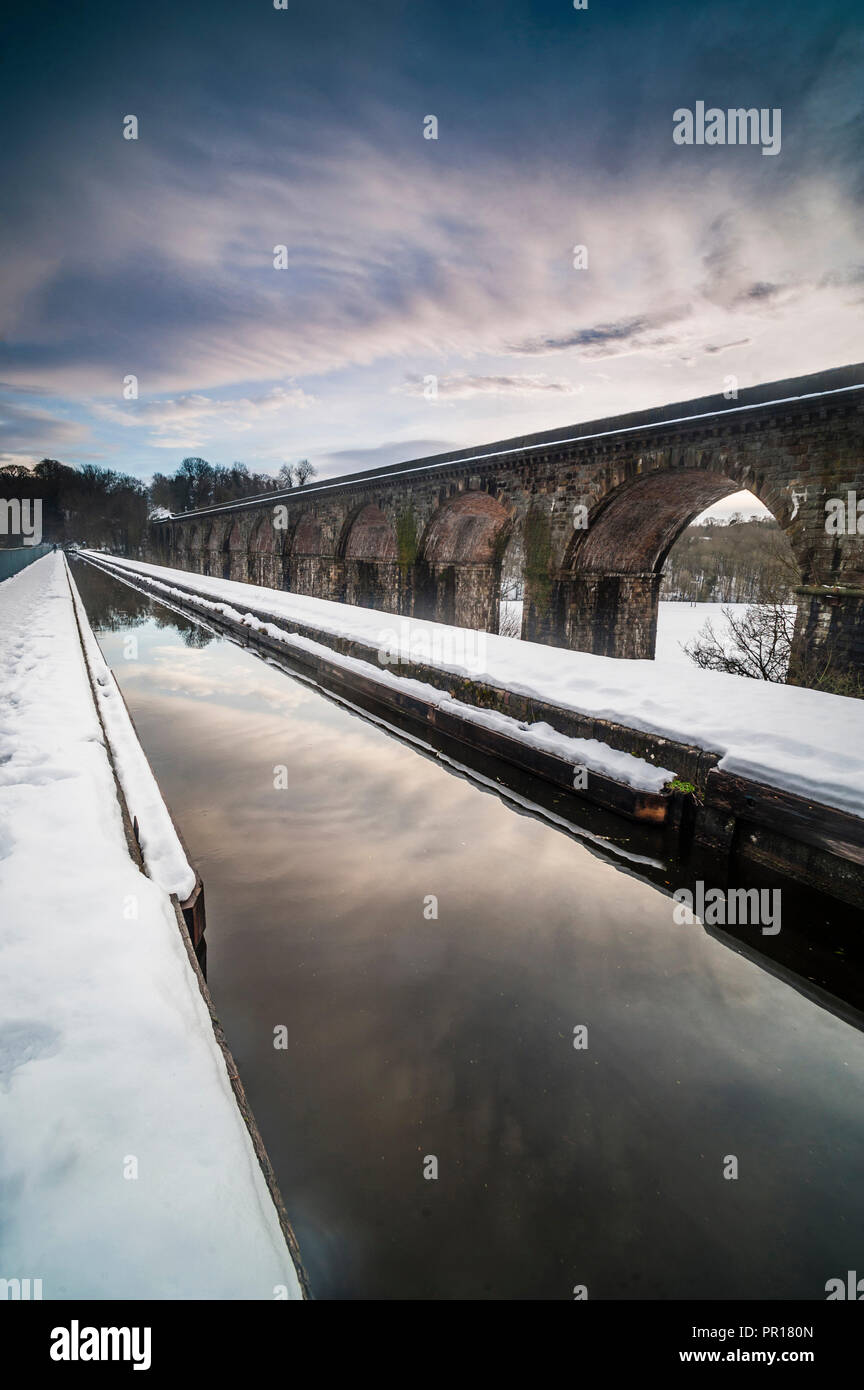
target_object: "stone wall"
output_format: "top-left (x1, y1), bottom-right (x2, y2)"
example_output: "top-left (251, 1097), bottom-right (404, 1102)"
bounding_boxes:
top-left (144, 364), bottom-right (864, 689)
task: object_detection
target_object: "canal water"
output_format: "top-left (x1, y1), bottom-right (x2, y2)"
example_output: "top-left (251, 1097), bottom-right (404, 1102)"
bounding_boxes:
top-left (74, 560), bottom-right (864, 1301)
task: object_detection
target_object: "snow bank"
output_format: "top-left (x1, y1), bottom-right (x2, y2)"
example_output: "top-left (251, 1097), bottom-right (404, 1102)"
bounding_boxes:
top-left (86, 552), bottom-right (864, 819)
top-left (68, 568), bottom-right (196, 899)
top-left (0, 553), bottom-right (302, 1298)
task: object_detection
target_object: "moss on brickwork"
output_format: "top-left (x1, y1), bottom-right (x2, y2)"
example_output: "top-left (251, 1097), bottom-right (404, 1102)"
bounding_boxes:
top-left (523, 507), bottom-right (553, 613)
top-left (395, 508), bottom-right (420, 566)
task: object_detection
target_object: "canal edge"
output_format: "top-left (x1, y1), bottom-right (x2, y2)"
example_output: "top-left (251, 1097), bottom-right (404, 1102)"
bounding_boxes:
top-left (63, 555), bottom-right (312, 1300)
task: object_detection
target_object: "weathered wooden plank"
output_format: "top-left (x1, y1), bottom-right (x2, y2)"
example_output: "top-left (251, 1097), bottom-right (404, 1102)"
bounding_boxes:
top-left (704, 769), bottom-right (864, 863)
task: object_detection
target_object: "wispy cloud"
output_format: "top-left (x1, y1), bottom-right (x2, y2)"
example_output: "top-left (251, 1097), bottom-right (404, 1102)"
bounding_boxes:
top-left (93, 385), bottom-right (314, 449)
top-left (508, 307), bottom-right (693, 359)
top-left (1, 2), bottom-right (862, 473)
top-left (397, 373), bottom-right (582, 399)
top-left (0, 400), bottom-right (86, 452)
top-left (703, 338), bottom-right (752, 355)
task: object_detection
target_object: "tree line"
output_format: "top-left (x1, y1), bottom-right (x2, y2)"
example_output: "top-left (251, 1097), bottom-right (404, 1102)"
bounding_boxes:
top-left (0, 456), bottom-right (318, 550)
top-left (660, 516), bottom-right (798, 604)
top-left (149, 457), bottom-right (316, 514)
top-left (0, 459), bottom-right (148, 551)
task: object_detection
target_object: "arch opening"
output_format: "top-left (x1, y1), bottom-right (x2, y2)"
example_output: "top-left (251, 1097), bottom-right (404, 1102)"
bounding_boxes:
top-left (201, 522), bottom-right (220, 577)
top-left (563, 468), bottom-right (798, 661)
top-left (176, 522), bottom-right (201, 574)
top-left (291, 512), bottom-right (324, 555)
top-left (661, 489), bottom-right (798, 606)
top-left (497, 529), bottom-right (525, 638)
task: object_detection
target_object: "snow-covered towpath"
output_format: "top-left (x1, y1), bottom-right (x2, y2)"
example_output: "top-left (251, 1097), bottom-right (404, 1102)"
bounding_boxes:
top-left (86, 551), bottom-right (864, 820)
top-left (0, 553), bottom-right (303, 1298)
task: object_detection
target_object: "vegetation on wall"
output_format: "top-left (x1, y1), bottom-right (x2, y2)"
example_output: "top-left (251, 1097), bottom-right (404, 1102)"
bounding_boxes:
top-left (395, 508), bottom-right (420, 567)
top-left (522, 508), bottom-right (554, 614)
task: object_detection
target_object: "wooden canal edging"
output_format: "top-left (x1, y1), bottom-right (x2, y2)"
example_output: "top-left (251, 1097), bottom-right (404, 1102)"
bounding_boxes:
top-left (80, 553), bottom-right (864, 908)
top-left (698, 769), bottom-right (864, 908)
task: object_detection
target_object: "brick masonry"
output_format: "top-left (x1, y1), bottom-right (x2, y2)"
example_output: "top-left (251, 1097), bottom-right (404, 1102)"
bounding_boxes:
top-left (146, 364), bottom-right (864, 689)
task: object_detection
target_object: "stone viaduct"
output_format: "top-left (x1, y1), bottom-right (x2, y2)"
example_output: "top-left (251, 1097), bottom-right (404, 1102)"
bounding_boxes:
top-left (146, 363), bottom-right (864, 689)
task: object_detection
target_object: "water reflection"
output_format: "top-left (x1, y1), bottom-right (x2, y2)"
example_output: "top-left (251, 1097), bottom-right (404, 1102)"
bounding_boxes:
top-left (77, 559), bottom-right (213, 645)
top-left (73, 560), bottom-right (864, 1301)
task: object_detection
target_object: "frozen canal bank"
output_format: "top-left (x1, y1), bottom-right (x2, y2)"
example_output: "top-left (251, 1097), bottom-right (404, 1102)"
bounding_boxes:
top-left (0, 553), bottom-right (305, 1298)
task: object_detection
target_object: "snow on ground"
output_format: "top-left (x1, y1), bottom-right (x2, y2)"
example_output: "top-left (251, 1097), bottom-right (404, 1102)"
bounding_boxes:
top-left (502, 599), bottom-right (793, 667)
top-left (0, 553), bottom-right (302, 1298)
top-left (655, 601), bottom-right (797, 671)
top-left (86, 552), bottom-right (864, 819)
top-left (656, 601), bottom-right (741, 667)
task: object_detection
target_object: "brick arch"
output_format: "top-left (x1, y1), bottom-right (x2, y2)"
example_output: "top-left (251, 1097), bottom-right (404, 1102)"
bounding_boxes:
top-left (419, 491), bottom-right (511, 567)
top-left (224, 518), bottom-right (246, 581)
top-left (152, 522), bottom-right (172, 567)
top-left (338, 504), bottom-right (398, 561)
top-left (284, 510), bottom-right (328, 599)
top-left (288, 511), bottom-right (325, 556)
top-left (179, 521), bottom-right (202, 575)
top-left (248, 512), bottom-right (281, 587)
top-left (202, 519), bottom-right (228, 577)
top-left (565, 468), bottom-right (741, 574)
top-left (151, 522), bottom-right (172, 563)
top-left (337, 504), bottom-right (399, 611)
top-left (417, 492), bottom-right (514, 628)
top-left (561, 464), bottom-right (798, 659)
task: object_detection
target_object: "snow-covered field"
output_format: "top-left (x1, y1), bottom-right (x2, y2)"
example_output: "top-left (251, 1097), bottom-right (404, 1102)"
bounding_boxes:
top-left (85, 553), bottom-right (864, 819)
top-left (0, 553), bottom-right (303, 1298)
top-left (655, 600), bottom-right (796, 669)
top-left (504, 599), bottom-right (792, 668)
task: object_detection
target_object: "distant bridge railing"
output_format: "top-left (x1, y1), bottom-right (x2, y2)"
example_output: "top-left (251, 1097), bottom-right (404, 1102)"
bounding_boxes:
top-left (0, 543), bottom-right (53, 583)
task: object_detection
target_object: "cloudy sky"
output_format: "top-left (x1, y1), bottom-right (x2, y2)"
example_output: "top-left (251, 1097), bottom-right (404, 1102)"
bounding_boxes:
top-left (3, 0), bottom-right (862, 508)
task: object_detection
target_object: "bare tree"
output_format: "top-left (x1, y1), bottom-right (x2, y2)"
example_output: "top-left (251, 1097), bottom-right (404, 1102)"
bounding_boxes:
top-left (685, 602), bottom-right (796, 682)
top-left (294, 458), bottom-right (317, 486)
top-left (498, 604), bottom-right (523, 639)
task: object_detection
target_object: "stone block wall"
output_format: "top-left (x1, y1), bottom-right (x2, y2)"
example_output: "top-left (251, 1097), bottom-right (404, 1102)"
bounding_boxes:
top-left (141, 365), bottom-right (864, 689)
